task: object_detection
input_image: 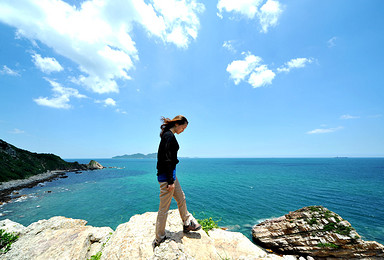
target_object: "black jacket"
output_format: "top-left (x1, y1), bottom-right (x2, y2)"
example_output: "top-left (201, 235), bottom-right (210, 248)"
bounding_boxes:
top-left (157, 130), bottom-right (179, 184)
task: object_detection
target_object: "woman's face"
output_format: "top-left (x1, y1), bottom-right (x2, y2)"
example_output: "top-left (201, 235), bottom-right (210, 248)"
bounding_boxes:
top-left (174, 123), bottom-right (188, 134)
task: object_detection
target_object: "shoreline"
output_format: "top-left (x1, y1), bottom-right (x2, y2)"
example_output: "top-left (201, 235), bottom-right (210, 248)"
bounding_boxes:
top-left (0, 169), bottom-right (81, 204)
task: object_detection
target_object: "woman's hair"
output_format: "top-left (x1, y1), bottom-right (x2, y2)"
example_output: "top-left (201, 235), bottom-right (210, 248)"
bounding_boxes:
top-left (160, 115), bottom-right (188, 137)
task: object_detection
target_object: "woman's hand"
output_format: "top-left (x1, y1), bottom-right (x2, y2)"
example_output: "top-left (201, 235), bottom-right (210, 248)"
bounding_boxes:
top-left (167, 184), bottom-right (175, 191)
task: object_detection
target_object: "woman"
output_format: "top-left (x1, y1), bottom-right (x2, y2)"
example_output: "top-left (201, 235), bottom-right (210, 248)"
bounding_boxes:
top-left (154, 115), bottom-right (201, 247)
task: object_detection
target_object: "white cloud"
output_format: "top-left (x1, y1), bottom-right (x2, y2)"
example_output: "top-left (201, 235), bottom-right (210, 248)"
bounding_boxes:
top-left (34, 78), bottom-right (87, 109)
top-left (9, 128), bottom-right (25, 134)
top-left (151, 0), bottom-right (205, 47)
top-left (32, 54), bottom-right (63, 74)
top-left (277, 57), bottom-right (314, 73)
top-left (248, 65), bottom-right (275, 88)
top-left (0, 0), bottom-right (205, 93)
top-left (258, 0), bottom-right (283, 33)
top-left (222, 40), bottom-right (236, 53)
top-left (328, 37), bottom-right (337, 48)
top-left (0, 65), bottom-right (20, 76)
top-left (104, 98), bottom-right (116, 106)
top-left (227, 53), bottom-right (314, 88)
top-left (96, 97), bottom-right (117, 107)
top-left (340, 114), bottom-right (360, 120)
top-left (116, 108), bottom-right (127, 114)
top-left (368, 114), bottom-right (382, 118)
top-left (226, 53), bottom-right (262, 84)
top-left (307, 126), bottom-right (343, 134)
top-left (217, 0), bottom-right (262, 19)
top-left (217, 0), bottom-right (282, 33)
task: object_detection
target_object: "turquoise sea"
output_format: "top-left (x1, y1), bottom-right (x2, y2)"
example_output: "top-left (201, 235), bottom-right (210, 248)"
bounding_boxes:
top-left (1, 158), bottom-right (383, 244)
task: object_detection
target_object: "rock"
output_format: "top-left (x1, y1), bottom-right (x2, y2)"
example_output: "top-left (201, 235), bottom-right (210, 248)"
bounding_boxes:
top-left (209, 228), bottom-right (274, 259)
top-left (252, 206), bottom-right (384, 259)
top-left (87, 160), bottom-right (104, 170)
top-left (0, 219), bottom-right (26, 236)
top-left (101, 209), bottom-right (285, 260)
top-left (1, 216), bottom-right (113, 260)
top-left (1, 210), bottom-right (290, 260)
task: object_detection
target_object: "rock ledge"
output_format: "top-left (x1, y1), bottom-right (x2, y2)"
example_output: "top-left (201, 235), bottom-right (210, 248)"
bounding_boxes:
top-left (252, 206), bottom-right (384, 259)
top-left (1, 210), bottom-right (291, 260)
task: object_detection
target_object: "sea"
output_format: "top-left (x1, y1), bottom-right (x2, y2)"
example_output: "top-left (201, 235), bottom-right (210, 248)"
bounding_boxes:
top-left (1, 158), bottom-right (383, 244)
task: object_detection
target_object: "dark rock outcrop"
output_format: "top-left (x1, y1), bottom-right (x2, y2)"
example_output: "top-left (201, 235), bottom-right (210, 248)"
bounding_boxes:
top-left (252, 206), bottom-right (384, 259)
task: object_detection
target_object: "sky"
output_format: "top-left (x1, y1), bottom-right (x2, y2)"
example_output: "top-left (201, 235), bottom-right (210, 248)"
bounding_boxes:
top-left (0, 0), bottom-right (383, 158)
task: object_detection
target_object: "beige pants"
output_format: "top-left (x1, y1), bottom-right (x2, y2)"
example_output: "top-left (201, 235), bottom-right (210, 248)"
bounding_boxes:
top-left (155, 178), bottom-right (192, 242)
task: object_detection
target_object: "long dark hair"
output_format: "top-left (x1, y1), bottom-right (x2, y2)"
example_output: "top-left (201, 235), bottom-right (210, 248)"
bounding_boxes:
top-left (160, 115), bottom-right (188, 137)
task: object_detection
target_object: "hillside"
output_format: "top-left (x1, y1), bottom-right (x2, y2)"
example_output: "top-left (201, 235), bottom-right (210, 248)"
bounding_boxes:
top-left (0, 139), bottom-right (87, 182)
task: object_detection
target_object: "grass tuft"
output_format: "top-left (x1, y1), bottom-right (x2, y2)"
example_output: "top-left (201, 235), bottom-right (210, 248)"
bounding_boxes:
top-left (0, 229), bottom-right (19, 254)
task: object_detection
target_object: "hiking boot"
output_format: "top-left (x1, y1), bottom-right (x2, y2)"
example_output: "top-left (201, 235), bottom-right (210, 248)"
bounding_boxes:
top-left (153, 236), bottom-right (167, 248)
top-left (183, 221), bottom-right (202, 233)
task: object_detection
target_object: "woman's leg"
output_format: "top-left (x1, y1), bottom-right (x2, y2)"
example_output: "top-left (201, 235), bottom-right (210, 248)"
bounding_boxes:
top-left (173, 178), bottom-right (192, 225)
top-left (155, 181), bottom-right (174, 242)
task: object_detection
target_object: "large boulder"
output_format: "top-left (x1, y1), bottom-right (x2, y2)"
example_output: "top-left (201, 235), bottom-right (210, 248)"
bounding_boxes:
top-left (0, 216), bottom-right (112, 260)
top-left (87, 160), bottom-right (104, 170)
top-left (252, 206), bottom-right (384, 259)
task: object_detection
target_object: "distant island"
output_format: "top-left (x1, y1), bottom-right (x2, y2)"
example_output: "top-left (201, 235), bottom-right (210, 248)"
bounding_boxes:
top-left (112, 153), bottom-right (157, 159)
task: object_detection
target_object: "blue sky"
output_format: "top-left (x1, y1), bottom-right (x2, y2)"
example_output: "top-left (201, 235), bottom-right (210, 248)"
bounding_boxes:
top-left (0, 0), bottom-right (383, 158)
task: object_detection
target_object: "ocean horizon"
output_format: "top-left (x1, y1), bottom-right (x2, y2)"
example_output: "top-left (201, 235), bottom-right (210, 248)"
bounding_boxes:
top-left (1, 157), bottom-right (383, 245)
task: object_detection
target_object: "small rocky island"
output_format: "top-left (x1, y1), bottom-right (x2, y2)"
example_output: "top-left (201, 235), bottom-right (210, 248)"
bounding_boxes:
top-left (252, 206), bottom-right (384, 259)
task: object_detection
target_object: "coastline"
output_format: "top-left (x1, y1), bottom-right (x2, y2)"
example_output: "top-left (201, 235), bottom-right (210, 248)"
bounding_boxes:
top-left (0, 170), bottom-right (75, 204)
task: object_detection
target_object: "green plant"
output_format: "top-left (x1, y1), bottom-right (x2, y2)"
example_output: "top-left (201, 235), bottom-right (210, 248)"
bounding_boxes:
top-left (317, 243), bottom-right (339, 249)
top-left (308, 206), bottom-right (321, 212)
top-left (323, 222), bottom-right (337, 232)
top-left (197, 217), bottom-right (220, 234)
top-left (335, 225), bottom-right (353, 236)
top-left (324, 210), bottom-right (333, 219)
top-left (323, 222), bottom-right (353, 236)
top-left (0, 229), bottom-right (19, 254)
top-left (88, 251), bottom-right (102, 260)
top-left (307, 217), bottom-right (318, 225)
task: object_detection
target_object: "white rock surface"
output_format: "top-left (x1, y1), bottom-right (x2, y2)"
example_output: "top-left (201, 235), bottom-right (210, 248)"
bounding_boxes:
top-left (101, 209), bottom-right (286, 260)
top-left (1, 216), bottom-right (112, 260)
top-left (0, 219), bottom-right (26, 236)
top-left (1, 210), bottom-right (290, 260)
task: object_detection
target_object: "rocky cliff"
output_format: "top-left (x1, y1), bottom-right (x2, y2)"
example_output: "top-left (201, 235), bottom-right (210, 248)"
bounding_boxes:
top-left (0, 139), bottom-right (90, 182)
top-left (0, 139), bottom-right (105, 203)
top-left (0, 210), bottom-right (292, 260)
top-left (252, 206), bottom-right (384, 259)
